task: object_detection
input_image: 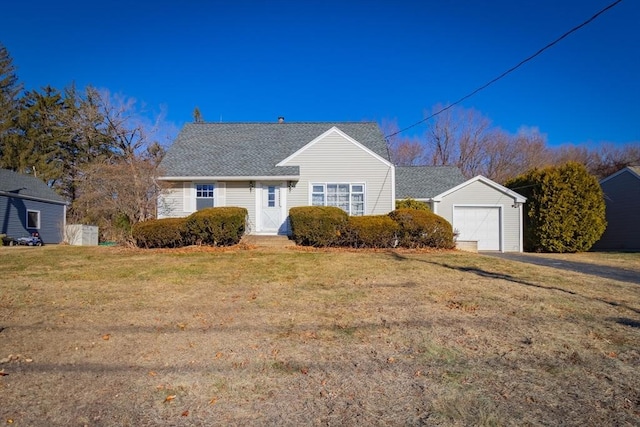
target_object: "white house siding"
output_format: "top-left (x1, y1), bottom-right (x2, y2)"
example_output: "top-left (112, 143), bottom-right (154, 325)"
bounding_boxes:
top-left (281, 131), bottom-right (394, 215)
top-left (225, 181), bottom-right (257, 233)
top-left (157, 182), bottom-right (185, 218)
top-left (434, 180), bottom-right (522, 252)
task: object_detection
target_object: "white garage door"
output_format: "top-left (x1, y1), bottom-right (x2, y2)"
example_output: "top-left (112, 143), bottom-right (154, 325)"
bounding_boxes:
top-left (453, 206), bottom-right (501, 251)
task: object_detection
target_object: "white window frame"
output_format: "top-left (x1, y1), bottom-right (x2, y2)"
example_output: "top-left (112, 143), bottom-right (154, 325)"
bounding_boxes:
top-left (310, 183), bottom-right (365, 216)
top-left (195, 183), bottom-right (215, 210)
top-left (26, 209), bottom-right (41, 229)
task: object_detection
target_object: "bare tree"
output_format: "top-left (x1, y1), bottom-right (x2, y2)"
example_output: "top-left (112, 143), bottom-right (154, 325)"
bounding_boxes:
top-left (381, 118), bottom-right (425, 166)
top-left (424, 105), bottom-right (493, 178)
top-left (70, 89), bottom-right (174, 242)
top-left (484, 128), bottom-right (552, 183)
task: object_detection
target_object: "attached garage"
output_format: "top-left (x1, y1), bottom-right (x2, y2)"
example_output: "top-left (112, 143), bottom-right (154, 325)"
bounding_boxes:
top-left (453, 206), bottom-right (501, 251)
top-left (432, 176), bottom-right (526, 253)
top-left (394, 169), bottom-right (527, 253)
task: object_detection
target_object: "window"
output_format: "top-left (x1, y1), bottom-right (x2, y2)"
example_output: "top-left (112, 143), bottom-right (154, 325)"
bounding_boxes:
top-left (27, 210), bottom-right (40, 229)
top-left (267, 186), bottom-right (276, 207)
top-left (311, 183), bottom-right (365, 216)
top-left (196, 183), bottom-right (215, 210)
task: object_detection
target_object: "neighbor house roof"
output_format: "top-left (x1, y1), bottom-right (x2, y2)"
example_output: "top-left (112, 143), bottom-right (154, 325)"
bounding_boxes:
top-left (600, 165), bottom-right (640, 184)
top-left (395, 166), bottom-right (466, 200)
top-left (0, 169), bottom-right (66, 204)
top-left (159, 122), bottom-right (390, 179)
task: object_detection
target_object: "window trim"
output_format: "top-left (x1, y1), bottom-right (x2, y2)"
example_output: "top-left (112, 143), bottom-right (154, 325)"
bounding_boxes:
top-left (195, 183), bottom-right (215, 210)
top-left (26, 209), bottom-right (41, 229)
top-left (310, 182), bottom-right (366, 216)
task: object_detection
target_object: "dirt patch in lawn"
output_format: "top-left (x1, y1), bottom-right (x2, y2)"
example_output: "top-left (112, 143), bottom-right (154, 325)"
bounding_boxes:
top-left (1, 246), bottom-right (639, 426)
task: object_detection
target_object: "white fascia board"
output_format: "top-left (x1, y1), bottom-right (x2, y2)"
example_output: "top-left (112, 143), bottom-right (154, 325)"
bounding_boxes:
top-left (599, 166), bottom-right (640, 184)
top-left (432, 175), bottom-right (527, 203)
top-left (158, 175), bottom-right (300, 181)
top-left (276, 126), bottom-right (393, 168)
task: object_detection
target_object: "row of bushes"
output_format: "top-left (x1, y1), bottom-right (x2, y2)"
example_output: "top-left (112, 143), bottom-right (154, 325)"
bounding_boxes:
top-left (289, 206), bottom-right (455, 249)
top-left (132, 207), bottom-right (247, 248)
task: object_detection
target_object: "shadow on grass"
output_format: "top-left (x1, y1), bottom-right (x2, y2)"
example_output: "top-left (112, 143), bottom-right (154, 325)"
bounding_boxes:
top-left (387, 250), bottom-right (640, 316)
top-left (609, 317), bottom-right (640, 328)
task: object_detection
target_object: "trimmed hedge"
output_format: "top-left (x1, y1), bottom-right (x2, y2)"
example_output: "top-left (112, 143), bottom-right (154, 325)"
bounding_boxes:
top-left (132, 217), bottom-right (187, 249)
top-left (389, 208), bottom-right (455, 249)
top-left (185, 207), bottom-right (248, 246)
top-left (133, 207), bottom-right (248, 248)
top-left (346, 215), bottom-right (400, 248)
top-left (289, 206), bottom-right (454, 249)
top-left (289, 206), bottom-right (348, 247)
top-left (395, 198), bottom-right (431, 211)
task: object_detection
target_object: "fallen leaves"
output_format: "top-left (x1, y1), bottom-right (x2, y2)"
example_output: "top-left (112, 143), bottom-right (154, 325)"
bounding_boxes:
top-left (0, 354), bottom-right (32, 364)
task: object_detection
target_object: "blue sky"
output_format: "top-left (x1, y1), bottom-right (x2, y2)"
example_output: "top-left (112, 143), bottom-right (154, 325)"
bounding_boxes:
top-left (2, 0), bottom-right (638, 146)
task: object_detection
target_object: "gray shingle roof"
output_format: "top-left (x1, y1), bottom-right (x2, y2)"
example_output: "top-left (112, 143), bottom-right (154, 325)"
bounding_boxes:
top-left (159, 122), bottom-right (389, 178)
top-left (0, 169), bottom-right (66, 203)
top-left (395, 166), bottom-right (466, 199)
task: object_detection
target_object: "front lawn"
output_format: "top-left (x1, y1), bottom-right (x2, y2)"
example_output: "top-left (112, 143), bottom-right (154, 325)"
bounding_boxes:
top-left (1, 246), bottom-right (638, 426)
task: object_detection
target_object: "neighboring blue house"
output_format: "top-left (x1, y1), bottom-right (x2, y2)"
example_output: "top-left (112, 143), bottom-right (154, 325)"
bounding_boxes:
top-left (0, 169), bottom-right (67, 244)
top-left (592, 166), bottom-right (640, 251)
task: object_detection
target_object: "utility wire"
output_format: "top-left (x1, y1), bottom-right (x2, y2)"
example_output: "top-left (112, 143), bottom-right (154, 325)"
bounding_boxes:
top-left (385, 0), bottom-right (624, 139)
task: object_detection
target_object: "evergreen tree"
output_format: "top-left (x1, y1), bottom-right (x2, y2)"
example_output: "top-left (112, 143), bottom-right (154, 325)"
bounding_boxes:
top-left (0, 43), bottom-right (23, 164)
top-left (506, 162), bottom-right (606, 253)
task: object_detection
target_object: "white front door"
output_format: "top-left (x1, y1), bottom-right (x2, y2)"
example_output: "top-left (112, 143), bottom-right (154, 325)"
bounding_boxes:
top-left (258, 182), bottom-right (285, 234)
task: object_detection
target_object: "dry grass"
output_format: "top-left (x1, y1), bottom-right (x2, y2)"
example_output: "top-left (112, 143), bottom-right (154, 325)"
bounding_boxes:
top-left (1, 245), bottom-right (639, 426)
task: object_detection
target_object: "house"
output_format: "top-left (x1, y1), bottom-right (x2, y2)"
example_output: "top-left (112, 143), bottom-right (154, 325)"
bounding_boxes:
top-left (158, 121), bottom-right (526, 252)
top-left (158, 121), bottom-right (395, 234)
top-left (592, 166), bottom-right (640, 251)
top-left (396, 167), bottom-right (526, 252)
top-left (0, 168), bottom-right (67, 243)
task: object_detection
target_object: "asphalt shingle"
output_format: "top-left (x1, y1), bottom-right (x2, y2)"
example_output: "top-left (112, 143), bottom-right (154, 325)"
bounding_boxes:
top-left (395, 166), bottom-right (466, 199)
top-left (159, 122), bottom-right (389, 177)
top-left (0, 169), bottom-right (66, 203)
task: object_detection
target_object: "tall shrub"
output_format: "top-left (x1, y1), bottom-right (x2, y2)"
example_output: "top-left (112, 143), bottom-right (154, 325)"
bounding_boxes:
top-left (506, 162), bottom-right (606, 252)
top-left (132, 217), bottom-right (187, 248)
top-left (395, 198), bottom-right (431, 211)
top-left (289, 206), bottom-right (348, 247)
top-left (184, 207), bottom-right (247, 246)
top-left (389, 208), bottom-right (455, 249)
top-left (346, 215), bottom-right (400, 248)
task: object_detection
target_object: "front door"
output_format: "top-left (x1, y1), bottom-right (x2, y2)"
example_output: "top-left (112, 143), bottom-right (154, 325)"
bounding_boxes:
top-left (258, 182), bottom-right (284, 234)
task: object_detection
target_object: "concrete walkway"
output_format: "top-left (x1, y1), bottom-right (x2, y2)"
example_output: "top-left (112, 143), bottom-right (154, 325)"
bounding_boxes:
top-left (241, 235), bottom-right (296, 248)
top-left (483, 252), bottom-right (640, 285)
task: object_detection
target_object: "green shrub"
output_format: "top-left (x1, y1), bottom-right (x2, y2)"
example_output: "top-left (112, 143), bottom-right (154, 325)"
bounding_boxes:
top-left (346, 215), bottom-right (401, 248)
top-left (389, 208), bottom-right (455, 249)
top-left (395, 198), bottom-right (431, 211)
top-left (289, 206), bottom-right (349, 247)
top-left (506, 162), bottom-right (606, 253)
top-left (185, 207), bottom-right (247, 246)
top-left (132, 218), bottom-right (187, 248)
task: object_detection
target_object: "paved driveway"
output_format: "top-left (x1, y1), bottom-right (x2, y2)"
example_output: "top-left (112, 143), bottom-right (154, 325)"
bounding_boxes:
top-left (484, 252), bottom-right (640, 285)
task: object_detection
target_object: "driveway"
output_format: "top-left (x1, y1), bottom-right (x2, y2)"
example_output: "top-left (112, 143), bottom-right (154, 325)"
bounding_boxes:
top-left (484, 252), bottom-right (640, 285)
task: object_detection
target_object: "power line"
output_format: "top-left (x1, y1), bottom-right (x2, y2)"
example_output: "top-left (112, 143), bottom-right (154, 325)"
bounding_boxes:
top-left (385, 0), bottom-right (624, 140)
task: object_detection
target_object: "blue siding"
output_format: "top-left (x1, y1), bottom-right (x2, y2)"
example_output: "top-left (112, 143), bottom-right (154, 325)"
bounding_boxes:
top-left (0, 195), bottom-right (65, 243)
